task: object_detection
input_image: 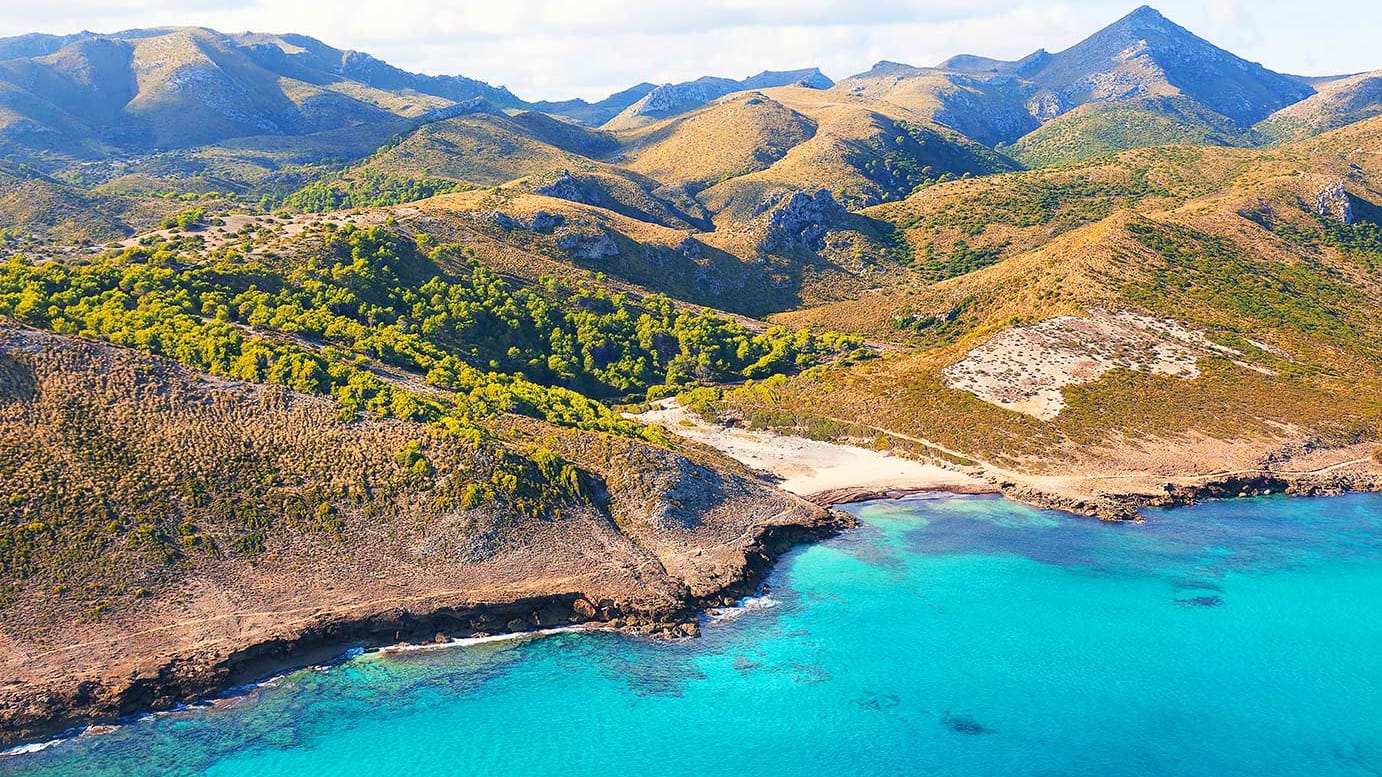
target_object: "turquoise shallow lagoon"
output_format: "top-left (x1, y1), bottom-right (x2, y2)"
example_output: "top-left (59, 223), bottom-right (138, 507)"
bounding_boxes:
top-left (7, 493), bottom-right (1382, 776)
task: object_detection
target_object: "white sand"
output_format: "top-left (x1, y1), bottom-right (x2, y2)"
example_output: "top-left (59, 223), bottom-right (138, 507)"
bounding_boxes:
top-left (634, 401), bottom-right (986, 496)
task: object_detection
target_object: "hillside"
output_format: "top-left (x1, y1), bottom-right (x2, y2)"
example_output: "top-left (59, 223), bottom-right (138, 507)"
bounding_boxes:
top-left (0, 324), bottom-right (837, 745)
top-left (833, 63), bottom-right (1040, 146)
top-left (716, 118), bottom-right (1382, 505)
top-left (1005, 96), bottom-right (1252, 167)
top-left (0, 161), bottom-right (183, 244)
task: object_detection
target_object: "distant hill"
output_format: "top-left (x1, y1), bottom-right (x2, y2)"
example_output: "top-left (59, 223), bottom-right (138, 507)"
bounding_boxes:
top-left (602, 68), bottom-right (834, 130)
top-left (0, 27), bottom-right (521, 153)
top-left (531, 83), bottom-right (657, 126)
top-left (977, 5), bottom-right (1312, 125)
top-left (1257, 70), bottom-right (1382, 142)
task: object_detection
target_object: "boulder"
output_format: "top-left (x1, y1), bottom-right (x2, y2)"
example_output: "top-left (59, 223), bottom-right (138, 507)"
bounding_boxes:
top-left (572, 598), bottom-right (597, 619)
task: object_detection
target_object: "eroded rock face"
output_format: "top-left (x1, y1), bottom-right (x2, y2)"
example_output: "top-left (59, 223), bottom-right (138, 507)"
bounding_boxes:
top-left (757, 189), bottom-right (845, 254)
top-left (534, 170), bottom-right (601, 206)
top-left (1313, 180), bottom-right (1355, 225)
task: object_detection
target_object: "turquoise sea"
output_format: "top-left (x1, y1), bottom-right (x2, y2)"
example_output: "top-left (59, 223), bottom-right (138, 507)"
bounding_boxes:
top-left (6, 493), bottom-right (1382, 776)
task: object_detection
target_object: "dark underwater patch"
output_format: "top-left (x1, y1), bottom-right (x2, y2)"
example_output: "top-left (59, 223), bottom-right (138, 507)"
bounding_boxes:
top-left (732, 656), bottom-right (761, 675)
top-left (1172, 578), bottom-right (1224, 592)
top-left (853, 692), bottom-right (901, 711)
top-left (942, 713), bottom-right (991, 735)
top-left (1175, 595), bottom-right (1224, 608)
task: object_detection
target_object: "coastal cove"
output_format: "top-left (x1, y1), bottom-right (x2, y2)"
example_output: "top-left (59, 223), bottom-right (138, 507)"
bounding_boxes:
top-left (7, 492), bottom-right (1382, 776)
top-left (4, 5), bottom-right (1382, 774)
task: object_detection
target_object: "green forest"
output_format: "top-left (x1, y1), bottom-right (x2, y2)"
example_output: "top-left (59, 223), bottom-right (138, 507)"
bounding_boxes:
top-left (0, 225), bottom-right (866, 439)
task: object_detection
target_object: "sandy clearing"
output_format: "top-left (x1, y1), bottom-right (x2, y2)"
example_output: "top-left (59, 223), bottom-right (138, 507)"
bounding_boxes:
top-left (634, 400), bottom-right (987, 497)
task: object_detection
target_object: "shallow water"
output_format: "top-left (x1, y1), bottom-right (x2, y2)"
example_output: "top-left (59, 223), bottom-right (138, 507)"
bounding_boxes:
top-left (8, 493), bottom-right (1382, 776)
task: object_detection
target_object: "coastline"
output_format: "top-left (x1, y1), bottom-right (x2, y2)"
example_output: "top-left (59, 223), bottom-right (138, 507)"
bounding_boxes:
top-left (6, 409), bottom-right (1380, 754)
top-left (633, 401), bottom-right (1382, 522)
top-left (0, 513), bottom-right (853, 752)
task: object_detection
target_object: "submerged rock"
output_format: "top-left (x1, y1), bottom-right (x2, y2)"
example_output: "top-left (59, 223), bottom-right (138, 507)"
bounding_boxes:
top-left (942, 713), bottom-right (992, 735)
top-left (1175, 595), bottom-right (1224, 608)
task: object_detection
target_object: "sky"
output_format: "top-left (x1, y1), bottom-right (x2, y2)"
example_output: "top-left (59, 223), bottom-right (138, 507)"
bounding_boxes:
top-left (0, 1), bottom-right (1377, 101)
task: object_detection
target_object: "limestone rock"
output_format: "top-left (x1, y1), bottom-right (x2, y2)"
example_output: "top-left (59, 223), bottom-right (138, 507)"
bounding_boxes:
top-left (556, 228), bottom-right (619, 259)
top-left (1312, 180), bottom-right (1355, 225)
top-left (756, 189), bottom-right (845, 254)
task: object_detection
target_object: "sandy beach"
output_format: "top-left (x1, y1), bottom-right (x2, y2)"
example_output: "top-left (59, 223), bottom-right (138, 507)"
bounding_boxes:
top-left (634, 400), bottom-right (990, 499)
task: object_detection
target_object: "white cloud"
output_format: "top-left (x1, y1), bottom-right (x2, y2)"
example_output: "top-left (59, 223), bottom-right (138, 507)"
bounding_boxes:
top-left (0, 1), bottom-right (1376, 99)
top-left (1202, 0), bottom-right (1240, 26)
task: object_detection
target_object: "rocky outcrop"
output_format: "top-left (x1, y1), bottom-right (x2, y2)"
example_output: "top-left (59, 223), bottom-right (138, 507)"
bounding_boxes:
top-left (556, 227), bottom-right (619, 259)
top-left (1312, 180), bottom-right (1355, 225)
top-left (422, 96), bottom-right (501, 121)
top-left (756, 189), bottom-right (846, 253)
top-left (491, 209), bottom-right (565, 233)
top-left (534, 170), bottom-right (600, 206)
top-left (0, 509), bottom-right (850, 749)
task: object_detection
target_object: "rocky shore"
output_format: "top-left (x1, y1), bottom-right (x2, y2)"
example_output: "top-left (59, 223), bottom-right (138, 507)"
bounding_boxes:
top-left (0, 511), bottom-right (852, 751)
top-left (1001, 467), bottom-right (1382, 521)
top-left (8, 454), bottom-right (1381, 750)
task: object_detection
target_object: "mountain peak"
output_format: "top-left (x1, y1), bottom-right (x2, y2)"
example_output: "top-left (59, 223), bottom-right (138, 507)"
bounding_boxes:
top-left (1123, 5), bottom-right (1169, 23)
top-left (1086, 4), bottom-right (1191, 48)
top-left (1029, 5), bottom-right (1314, 124)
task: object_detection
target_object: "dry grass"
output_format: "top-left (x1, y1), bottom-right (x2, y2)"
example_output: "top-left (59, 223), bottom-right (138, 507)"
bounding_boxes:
top-left (725, 118), bottom-right (1382, 475)
top-left (618, 92), bottom-right (816, 192)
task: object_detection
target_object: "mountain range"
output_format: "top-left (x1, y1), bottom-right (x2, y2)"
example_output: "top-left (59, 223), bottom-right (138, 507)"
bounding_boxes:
top-left (0, 5), bottom-right (1374, 246)
top-left (0, 7), bottom-right (1374, 163)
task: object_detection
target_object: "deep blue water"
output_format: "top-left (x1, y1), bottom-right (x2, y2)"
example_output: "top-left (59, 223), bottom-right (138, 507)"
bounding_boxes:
top-left (6, 493), bottom-right (1382, 776)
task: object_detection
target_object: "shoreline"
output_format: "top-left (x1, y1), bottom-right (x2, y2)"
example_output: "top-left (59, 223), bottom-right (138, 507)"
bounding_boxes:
top-left (635, 400), bottom-right (1382, 523)
top-left (998, 468), bottom-right (1382, 521)
top-left (7, 473), bottom-right (1382, 755)
top-left (0, 515), bottom-right (853, 752)
top-left (5, 410), bottom-right (1379, 753)
top-left (2, 625), bottom-right (601, 759)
